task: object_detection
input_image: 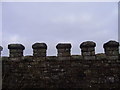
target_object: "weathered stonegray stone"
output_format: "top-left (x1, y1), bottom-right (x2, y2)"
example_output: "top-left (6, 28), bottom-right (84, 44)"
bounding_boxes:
top-left (80, 41), bottom-right (96, 48)
top-left (83, 56), bottom-right (96, 60)
top-left (8, 44), bottom-right (25, 50)
top-left (82, 51), bottom-right (95, 56)
top-left (103, 40), bottom-right (119, 60)
top-left (33, 57), bottom-right (46, 61)
top-left (2, 41), bottom-right (120, 89)
top-left (56, 44), bottom-right (71, 49)
top-left (9, 57), bottom-right (22, 61)
top-left (81, 47), bottom-right (94, 52)
top-left (33, 49), bottom-right (46, 57)
top-left (103, 40), bottom-right (119, 48)
top-left (32, 43), bottom-right (47, 57)
top-left (56, 43), bottom-right (71, 57)
top-left (57, 57), bottom-right (71, 60)
top-left (23, 55), bottom-right (33, 62)
top-left (105, 50), bottom-right (119, 56)
top-left (107, 56), bottom-right (119, 60)
top-left (80, 41), bottom-right (96, 60)
top-left (104, 47), bottom-right (118, 51)
top-left (46, 56), bottom-right (57, 60)
top-left (8, 44), bottom-right (25, 57)
top-left (9, 50), bottom-right (23, 57)
top-left (71, 55), bottom-right (83, 60)
top-left (96, 53), bottom-right (106, 60)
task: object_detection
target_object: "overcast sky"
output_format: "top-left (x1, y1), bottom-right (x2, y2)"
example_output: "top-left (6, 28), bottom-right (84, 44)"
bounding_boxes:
top-left (2, 2), bottom-right (118, 56)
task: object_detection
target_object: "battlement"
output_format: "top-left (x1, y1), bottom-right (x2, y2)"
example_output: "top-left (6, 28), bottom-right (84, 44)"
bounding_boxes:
top-left (1, 40), bottom-right (120, 89)
top-left (0, 40), bottom-right (119, 60)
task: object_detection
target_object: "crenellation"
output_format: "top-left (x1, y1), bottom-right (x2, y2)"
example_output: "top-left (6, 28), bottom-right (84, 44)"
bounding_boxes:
top-left (56, 43), bottom-right (71, 57)
top-left (8, 44), bottom-right (25, 58)
top-left (80, 41), bottom-right (96, 60)
top-left (32, 43), bottom-right (47, 57)
top-left (1, 40), bottom-right (120, 89)
top-left (103, 40), bottom-right (119, 60)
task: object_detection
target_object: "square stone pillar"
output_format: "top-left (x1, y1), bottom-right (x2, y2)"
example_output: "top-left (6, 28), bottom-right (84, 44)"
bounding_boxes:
top-left (80, 41), bottom-right (96, 60)
top-left (103, 40), bottom-right (119, 60)
top-left (56, 43), bottom-right (71, 60)
top-left (32, 43), bottom-right (47, 57)
top-left (8, 44), bottom-right (25, 58)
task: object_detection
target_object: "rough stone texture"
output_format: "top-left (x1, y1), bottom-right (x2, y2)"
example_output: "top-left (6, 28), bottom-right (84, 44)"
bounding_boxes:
top-left (8, 44), bottom-right (25, 57)
top-left (103, 40), bottom-right (119, 60)
top-left (56, 43), bottom-right (71, 57)
top-left (32, 43), bottom-right (47, 57)
top-left (103, 41), bottom-right (119, 48)
top-left (80, 41), bottom-right (96, 48)
top-left (96, 53), bottom-right (106, 60)
top-left (83, 56), bottom-right (96, 60)
top-left (8, 44), bottom-right (25, 50)
top-left (2, 56), bottom-right (120, 89)
top-left (80, 41), bottom-right (96, 60)
top-left (32, 43), bottom-right (47, 49)
top-left (1, 40), bottom-right (120, 89)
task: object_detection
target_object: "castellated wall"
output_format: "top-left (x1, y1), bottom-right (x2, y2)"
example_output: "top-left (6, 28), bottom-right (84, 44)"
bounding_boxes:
top-left (1, 40), bottom-right (120, 89)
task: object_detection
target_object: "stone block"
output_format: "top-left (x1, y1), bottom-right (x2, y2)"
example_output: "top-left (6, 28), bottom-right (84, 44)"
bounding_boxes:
top-left (107, 56), bottom-right (119, 60)
top-left (83, 56), bottom-right (95, 60)
top-left (82, 51), bottom-right (95, 56)
top-left (103, 40), bottom-right (119, 57)
top-left (81, 47), bottom-right (94, 52)
top-left (33, 57), bottom-right (46, 61)
top-left (9, 57), bottom-right (22, 61)
top-left (58, 49), bottom-right (70, 52)
top-left (80, 41), bottom-right (96, 48)
top-left (96, 53), bottom-right (106, 60)
top-left (103, 40), bottom-right (119, 48)
top-left (23, 56), bottom-right (33, 62)
top-left (105, 47), bottom-right (118, 51)
top-left (57, 52), bottom-right (71, 57)
top-left (71, 55), bottom-right (83, 60)
top-left (32, 43), bottom-right (47, 49)
top-left (8, 44), bottom-right (25, 57)
top-left (80, 41), bottom-right (96, 59)
top-left (10, 52), bottom-right (23, 57)
top-left (33, 52), bottom-right (46, 57)
top-left (105, 50), bottom-right (119, 56)
top-left (46, 56), bottom-right (57, 60)
top-left (56, 43), bottom-right (71, 57)
top-left (57, 57), bottom-right (71, 60)
top-left (32, 43), bottom-right (47, 57)
top-left (56, 43), bottom-right (71, 49)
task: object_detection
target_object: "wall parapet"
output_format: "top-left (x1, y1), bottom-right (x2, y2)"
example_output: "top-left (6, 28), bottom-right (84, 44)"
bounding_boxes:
top-left (8, 44), bottom-right (25, 57)
top-left (103, 41), bottom-right (119, 60)
top-left (80, 41), bottom-right (96, 60)
top-left (32, 43), bottom-right (47, 57)
top-left (1, 40), bottom-right (120, 89)
top-left (0, 40), bottom-right (119, 60)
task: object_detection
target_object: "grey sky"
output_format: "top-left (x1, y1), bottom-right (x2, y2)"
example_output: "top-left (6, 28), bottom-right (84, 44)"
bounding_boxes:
top-left (2, 2), bottom-right (118, 56)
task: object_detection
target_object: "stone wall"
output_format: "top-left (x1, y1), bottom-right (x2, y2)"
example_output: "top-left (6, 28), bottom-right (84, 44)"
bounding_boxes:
top-left (1, 40), bottom-right (120, 89)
